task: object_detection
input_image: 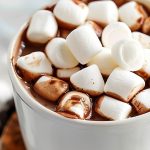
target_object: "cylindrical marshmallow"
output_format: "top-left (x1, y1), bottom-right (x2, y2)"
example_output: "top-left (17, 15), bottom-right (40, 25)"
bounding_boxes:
top-left (132, 89), bottom-right (150, 114)
top-left (70, 65), bottom-right (105, 96)
top-left (56, 91), bottom-right (92, 119)
top-left (119, 1), bottom-right (147, 31)
top-left (66, 25), bottom-right (102, 64)
top-left (95, 95), bottom-right (132, 120)
top-left (88, 1), bottom-right (118, 26)
top-left (16, 52), bottom-right (53, 81)
top-left (111, 39), bottom-right (144, 71)
top-left (56, 67), bottom-right (80, 80)
top-left (132, 32), bottom-right (150, 49)
top-left (88, 47), bottom-right (118, 76)
top-left (27, 10), bottom-right (58, 44)
top-left (34, 75), bottom-right (69, 102)
top-left (53, 0), bottom-right (89, 29)
top-left (102, 22), bottom-right (132, 48)
top-left (135, 49), bottom-right (150, 80)
top-left (104, 67), bottom-right (145, 102)
top-left (45, 38), bottom-right (78, 69)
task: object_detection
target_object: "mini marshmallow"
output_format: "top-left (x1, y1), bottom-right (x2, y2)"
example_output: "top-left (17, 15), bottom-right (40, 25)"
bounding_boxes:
top-left (53, 0), bottom-right (89, 29)
top-left (70, 65), bottom-right (104, 96)
top-left (84, 21), bottom-right (103, 37)
top-left (111, 39), bottom-right (144, 71)
top-left (57, 91), bottom-right (92, 119)
top-left (27, 10), bottom-right (58, 44)
top-left (132, 89), bottom-right (150, 114)
top-left (88, 48), bottom-right (118, 76)
top-left (88, 1), bottom-right (118, 27)
top-left (132, 32), bottom-right (150, 49)
top-left (17, 52), bottom-right (52, 81)
top-left (56, 67), bottom-right (80, 80)
top-left (102, 22), bottom-right (132, 48)
top-left (66, 25), bottom-right (102, 64)
top-left (104, 68), bottom-right (145, 102)
top-left (132, 0), bottom-right (150, 11)
top-left (95, 95), bottom-right (132, 120)
top-left (135, 49), bottom-right (150, 80)
top-left (119, 1), bottom-right (147, 31)
top-left (45, 38), bottom-right (78, 69)
top-left (142, 17), bottom-right (150, 35)
top-left (34, 75), bottom-right (68, 102)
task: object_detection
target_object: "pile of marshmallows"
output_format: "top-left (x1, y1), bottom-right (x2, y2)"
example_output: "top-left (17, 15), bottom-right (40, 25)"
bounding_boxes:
top-left (16, 0), bottom-right (150, 121)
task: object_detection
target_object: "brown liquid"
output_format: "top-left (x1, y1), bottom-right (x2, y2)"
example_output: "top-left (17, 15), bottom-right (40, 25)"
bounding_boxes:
top-left (12, 0), bottom-right (150, 121)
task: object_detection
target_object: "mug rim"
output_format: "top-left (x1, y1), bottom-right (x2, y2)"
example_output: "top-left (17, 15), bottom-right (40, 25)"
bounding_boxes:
top-left (8, 22), bottom-right (150, 127)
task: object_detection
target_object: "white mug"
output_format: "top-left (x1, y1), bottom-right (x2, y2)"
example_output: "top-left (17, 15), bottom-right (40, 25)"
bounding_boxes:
top-left (8, 23), bottom-right (150, 150)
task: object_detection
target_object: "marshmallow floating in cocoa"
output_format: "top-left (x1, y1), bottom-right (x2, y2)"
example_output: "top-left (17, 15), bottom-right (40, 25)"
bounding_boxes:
top-left (135, 49), bottom-right (150, 80)
top-left (56, 91), bottom-right (92, 119)
top-left (104, 68), bottom-right (145, 102)
top-left (119, 1), bottom-right (147, 31)
top-left (45, 38), bottom-right (78, 69)
top-left (88, 47), bottom-right (118, 76)
top-left (27, 10), bottom-right (58, 44)
top-left (88, 1), bottom-right (118, 27)
top-left (132, 89), bottom-right (150, 115)
top-left (53, 0), bottom-right (89, 29)
top-left (17, 52), bottom-right (53, 81)
top-left (132, 32), bottom-right (150, 49)
top-left (70, 65), bottom-right (104, 96)
top-left (111, 39), bottom-right (144, 71)
top-left (56, 67), bottom-right (80, 80)
top-left (102, 22), bottom-right (132, 48)
top-left (95, 95), bottom-right (132, 121)
top-left (66, 25), bottom-right (102, 64)
top-left (34, 75), bottom-right (69, 102)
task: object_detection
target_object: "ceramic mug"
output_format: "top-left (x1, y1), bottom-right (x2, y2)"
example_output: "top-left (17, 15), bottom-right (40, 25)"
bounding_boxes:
top-left (8, 23), bottom-right (150, 150)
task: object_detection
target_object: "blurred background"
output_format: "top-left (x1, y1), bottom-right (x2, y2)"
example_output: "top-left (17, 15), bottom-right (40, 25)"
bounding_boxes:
top-left (0, 0), bottom-right (51, 149)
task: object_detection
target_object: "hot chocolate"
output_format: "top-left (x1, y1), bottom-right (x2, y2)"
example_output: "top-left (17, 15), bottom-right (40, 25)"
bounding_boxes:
top-left (12, 0), bottom-right (150, 121)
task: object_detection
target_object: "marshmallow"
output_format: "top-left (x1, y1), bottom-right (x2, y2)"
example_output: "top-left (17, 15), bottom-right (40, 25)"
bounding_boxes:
top-left (132, 89), bottom-right (150, 114)
top-left (34, 76), bottom-right (69, 102)
top-left (132, 32), bottom-right (150, 49)
top-left (66, 25), bottom-right (102, 64)
top-left (135, 49), bottom-right (150, 80)
top-left (88, 1), bottom-right (118, 27)
top-left (104, 68), bottom-right (145, 102)
top-left (17, 52), bottom-right (53, 81)
top-left (119, 1), bottom-right (147, 31)
top-left (56, 91), bottom-right (92, 119)
top-left (70, 65), bottom-right (104, 96)
top-left (131, 0), bottom-right (150, 11)
top-left (142, 17), bottom-right (150, 35)
top-left (111, 39), bottom-right (144, 71)
top-left (56, 67), bottom-right (80, 80)
top-left (27, 10), bottom-right (58, 44)
top-left (84, 21), bottom-right (103, 37)
top-left (53, 0), bottom-right (89, 29)
top-left (88, 48), bottom-right (118, 76)
top-left (102, 22), bottom-right (132, 48)
top-left (95, 95), bottom-right (132, 120)
top-left (45, 38), bottom-right (78, 69)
